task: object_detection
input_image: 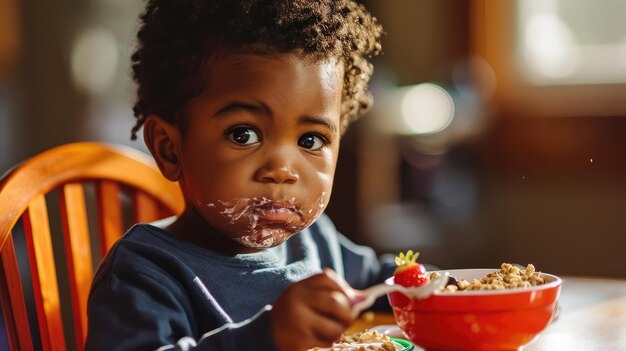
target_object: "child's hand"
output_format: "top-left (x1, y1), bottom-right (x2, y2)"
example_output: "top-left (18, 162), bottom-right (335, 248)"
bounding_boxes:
top-left (270, 268), bottom-right (355, 351)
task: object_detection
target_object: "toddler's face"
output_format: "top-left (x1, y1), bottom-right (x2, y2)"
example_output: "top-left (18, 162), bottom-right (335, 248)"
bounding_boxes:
top-left (178, 53), bottom-right (343, 251)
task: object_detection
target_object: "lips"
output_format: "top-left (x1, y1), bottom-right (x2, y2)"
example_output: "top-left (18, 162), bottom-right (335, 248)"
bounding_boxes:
top-left (252, 204), bottom-right (298, 223)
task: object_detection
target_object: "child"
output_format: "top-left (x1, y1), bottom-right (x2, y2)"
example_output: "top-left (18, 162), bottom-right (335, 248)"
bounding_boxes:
top-left (86, 1), bottom-right (395, 350)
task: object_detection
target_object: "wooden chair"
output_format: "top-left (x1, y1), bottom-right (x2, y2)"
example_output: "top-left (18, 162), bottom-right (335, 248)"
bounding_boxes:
top-left (0, 142), bottom-right (184, 351)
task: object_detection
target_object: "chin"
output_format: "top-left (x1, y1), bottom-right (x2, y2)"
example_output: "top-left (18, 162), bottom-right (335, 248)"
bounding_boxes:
top-left (233, 226), bottom-right (298, 249)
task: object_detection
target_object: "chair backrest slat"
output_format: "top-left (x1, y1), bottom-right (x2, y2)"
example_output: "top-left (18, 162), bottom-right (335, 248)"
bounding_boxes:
top-left (95, 180), bottom-right (123, 256)
top-left (0, 142), bottom-right (184, 350)
top-left (0, 235), bottom-right (35, 351)
top-left (22, 195), bottom-right (67, 351)
top-left (60, 183), bottom-right (93, 348)
top-left (134, 190), bottom-right (160, 223)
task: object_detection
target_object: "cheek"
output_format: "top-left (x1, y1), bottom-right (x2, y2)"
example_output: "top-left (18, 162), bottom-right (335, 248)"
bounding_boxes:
top-left (314, 167), bottom-right (335, 196)
top-left (303, 152), bottom-right (338, 206)
top-left (319, 147), bottom-right (339, 188)
top-left (180, 146), bottom-right (250, 203)
top-left (186, 163), bottom-right (251, 203)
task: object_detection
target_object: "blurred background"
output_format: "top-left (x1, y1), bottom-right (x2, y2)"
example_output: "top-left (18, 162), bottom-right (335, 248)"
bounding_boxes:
top-left (1, 0), bottom-right (625, 287)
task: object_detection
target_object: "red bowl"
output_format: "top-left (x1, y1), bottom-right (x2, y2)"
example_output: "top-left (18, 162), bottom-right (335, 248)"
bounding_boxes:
top-left (387, 269), bottom-right (561, 351)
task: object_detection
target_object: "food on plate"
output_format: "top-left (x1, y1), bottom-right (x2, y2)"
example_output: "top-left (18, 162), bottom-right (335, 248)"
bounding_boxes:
top-left (430, 263), bottom-right (548, 292)
top-left (308, 331), bottom-right (402, 351)
top-left (393, 250), bottom-right (427, 287)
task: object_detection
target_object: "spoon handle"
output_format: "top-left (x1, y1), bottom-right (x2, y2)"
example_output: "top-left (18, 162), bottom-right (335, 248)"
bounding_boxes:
top-left (350, 273), bottom-right (449, 319)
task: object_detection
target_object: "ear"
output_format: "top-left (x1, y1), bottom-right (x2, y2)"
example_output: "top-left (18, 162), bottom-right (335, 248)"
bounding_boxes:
top-left (143, 115), bottom-right (182, 181)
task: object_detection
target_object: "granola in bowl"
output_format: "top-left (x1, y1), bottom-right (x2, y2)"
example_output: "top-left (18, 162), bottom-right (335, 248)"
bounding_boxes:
top-left (430, 263), bottom-right (551, 292)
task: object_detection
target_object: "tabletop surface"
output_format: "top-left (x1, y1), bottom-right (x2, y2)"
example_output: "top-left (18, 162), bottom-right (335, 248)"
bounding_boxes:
top-left (524, 276), bottom-right (626, 351)
top-left (350, 276), bottom-right (626, 351)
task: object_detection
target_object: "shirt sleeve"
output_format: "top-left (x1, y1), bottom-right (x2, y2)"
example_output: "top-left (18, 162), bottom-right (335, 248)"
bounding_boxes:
top-left (86, 268), bottom-right (278, 351)
top-left (311, 214), bottom-right (397, 311)
top-left (337, 234), bottom-right (397, 312)
top-left (335, 234), bottom-right (397, 289)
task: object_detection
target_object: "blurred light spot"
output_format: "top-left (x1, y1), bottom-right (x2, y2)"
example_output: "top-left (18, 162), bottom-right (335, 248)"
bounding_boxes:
top-left (70, 27), bottom-right (119, 95)
top-left (400, 83), bottom-right (454, 135)
top-left (523, 13), bottom-right (580, 78)
top-left (452, 56), bottom-right (497, 101)
top-left (590, 158), bottom-right (593, 163)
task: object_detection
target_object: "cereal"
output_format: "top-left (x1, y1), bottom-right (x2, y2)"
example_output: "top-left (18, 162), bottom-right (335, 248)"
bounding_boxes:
top-left (309, 331), bottom-right (400, 351)
top-left (430, 263), bottom-right (548, 292)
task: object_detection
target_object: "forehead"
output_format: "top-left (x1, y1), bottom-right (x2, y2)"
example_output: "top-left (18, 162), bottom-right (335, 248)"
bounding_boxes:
top-left (200, 52), bottom-right (344, 107)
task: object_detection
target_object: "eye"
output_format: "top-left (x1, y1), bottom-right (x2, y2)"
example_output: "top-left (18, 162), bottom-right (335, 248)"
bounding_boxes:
top-left (226, 127), bottom-right (260, 145)
top-left (298, 134), bottom-right (326, 151)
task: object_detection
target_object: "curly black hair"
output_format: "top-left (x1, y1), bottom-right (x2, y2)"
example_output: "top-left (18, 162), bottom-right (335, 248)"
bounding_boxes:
top-left (130, 0), bottom-right (383, 140)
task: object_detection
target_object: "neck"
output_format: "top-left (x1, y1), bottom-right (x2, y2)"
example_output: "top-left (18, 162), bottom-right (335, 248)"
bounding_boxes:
top-left (165, 204), bottom-right (263, 255)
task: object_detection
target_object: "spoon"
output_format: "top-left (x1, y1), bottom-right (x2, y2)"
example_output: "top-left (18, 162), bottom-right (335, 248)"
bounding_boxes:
top-left (351, 272), bottom-right (449, 319)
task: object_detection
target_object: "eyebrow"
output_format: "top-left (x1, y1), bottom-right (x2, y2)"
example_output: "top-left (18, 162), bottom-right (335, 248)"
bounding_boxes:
top-left (216, 101), bottom-right (337, 132)
top-left (215, 101), bottom-right (270, 116)
top-left (299, 116), bottom-right (337, 133)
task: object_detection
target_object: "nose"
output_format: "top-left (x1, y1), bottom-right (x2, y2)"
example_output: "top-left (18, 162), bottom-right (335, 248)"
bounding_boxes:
top-left (254, 152), bottom-right (300, 184)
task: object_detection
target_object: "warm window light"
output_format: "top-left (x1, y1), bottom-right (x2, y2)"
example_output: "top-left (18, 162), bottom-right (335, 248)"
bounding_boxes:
top-left (400, 83), bottom-right (455, 135)
top-left (70, 27), bottom-right (119, 95)
top-left (523, 12), bottom-right (580, 79)
top-left (517, 0), bottom-right (626, 85)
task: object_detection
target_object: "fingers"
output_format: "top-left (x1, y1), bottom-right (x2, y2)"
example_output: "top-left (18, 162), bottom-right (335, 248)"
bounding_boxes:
top-left (294, 300), bottom-right (349, 347)
top-left (308, 290), bottom-right (352, 327)
top-left (302, 269), bottom-right (355, 325)
top-left (306, 308), bottom-right (348, 345)
top-left (270, 296), bottom-right (347, 351)
top-left (271, 270), bottom-right (357, 351)
top-left (304, 268), bottom-right (356, 300)
top-left (322, 268), bottom-right (357, 300)
top-left (300, 269), bottom-right (354, 330)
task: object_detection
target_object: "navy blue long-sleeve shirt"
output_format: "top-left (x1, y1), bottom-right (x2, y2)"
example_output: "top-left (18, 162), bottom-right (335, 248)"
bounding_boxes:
top-left (85, 214), bottom-right (396, 350)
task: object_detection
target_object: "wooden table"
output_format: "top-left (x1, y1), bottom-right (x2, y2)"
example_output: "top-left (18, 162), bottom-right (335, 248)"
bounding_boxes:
top-left (350, 276), bottom-right (626, 351)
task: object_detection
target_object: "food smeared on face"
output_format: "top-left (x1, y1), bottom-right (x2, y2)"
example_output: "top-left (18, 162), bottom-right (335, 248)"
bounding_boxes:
top-left (206, 192), bottom-right (327, 248)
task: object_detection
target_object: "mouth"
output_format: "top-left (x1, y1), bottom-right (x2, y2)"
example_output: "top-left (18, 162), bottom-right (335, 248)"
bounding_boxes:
top-left (211, 196), bottom-right (311, 230)
top-left (214, 195), bottom-right (326, 249)
top-left (251, 203), bottom-right (300, 224)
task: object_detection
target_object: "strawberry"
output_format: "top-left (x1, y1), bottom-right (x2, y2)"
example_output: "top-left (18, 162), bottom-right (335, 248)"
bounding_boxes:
top-left (394, 250), bottom-right (428, 287)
